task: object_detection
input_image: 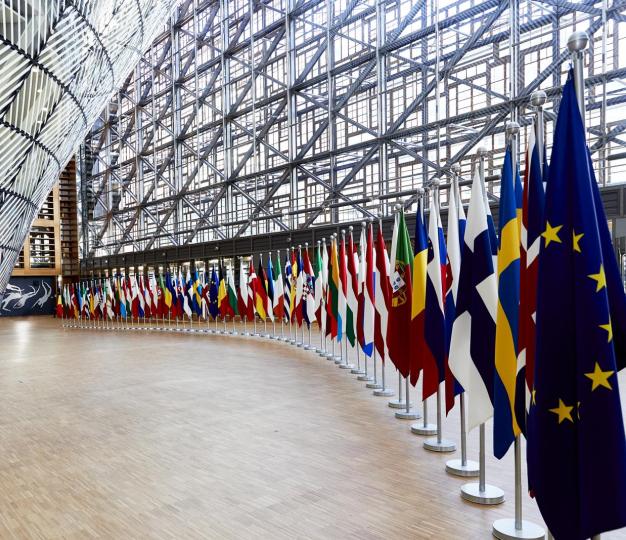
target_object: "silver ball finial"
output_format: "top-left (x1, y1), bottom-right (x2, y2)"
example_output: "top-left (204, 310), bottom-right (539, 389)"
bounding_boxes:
top-left (568, 31), bottom-right (589, 52)
top-left (349, 225), bottom-right (353, 232)
top-left (361, 221), bottom-right (367, 227)
top-left (305, 242), bottom-right (309, 247)
top-left (431, 179), bottom-right (440, 187)
top-left (477, 146), bottom-right (488, 157)
top-left (451, 163), bottom-right (461, 174)
top-left (530, 90), bottom-right (547, 107)
top-left (505, 121), bottom-right (520, 136)
top-left (394, 203), bottom-right (402, 212)
top-left (416, 187), bottom-right (424, 196)
top-left (298, 244), bottom-right (302, 248)
top-left (341, 229), bottom-right (346, 234)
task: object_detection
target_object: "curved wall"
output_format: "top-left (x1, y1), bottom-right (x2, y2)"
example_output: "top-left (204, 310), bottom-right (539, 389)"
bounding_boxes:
top-left (0, 0), bottom-right (177, 292)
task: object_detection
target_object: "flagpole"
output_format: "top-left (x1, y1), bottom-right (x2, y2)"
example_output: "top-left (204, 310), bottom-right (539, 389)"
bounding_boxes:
top-left (493, 107), bottom-right (544, 540)
top-left (411, 394), bottom-right (437, 435)
top-left (446, 165), bottom-right (478, 475)
top-left (460, 424), bottom-right (505, 505)
top-left (423, 386), bottom-right (456, 452)
top-left (446, 392), bottom-right (479, 476)
top-left (568, 31), bottom-right (588, 130)
top-left (424, 182), bottom-right (455, 452)
top-left (388, 372), bottom-right (409, 409)
top-left (395, 376), bottom-right (420, 420)
top-left (365, 350), bottom-right (382, 390)
top-left (373, 357), bottom-right (393, 396)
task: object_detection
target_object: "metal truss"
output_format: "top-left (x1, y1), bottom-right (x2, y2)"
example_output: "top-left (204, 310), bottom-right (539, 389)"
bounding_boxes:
top-left (79, 0), bottom-right (626, 263)
top-left (0, 0), bottom-right (178, 292)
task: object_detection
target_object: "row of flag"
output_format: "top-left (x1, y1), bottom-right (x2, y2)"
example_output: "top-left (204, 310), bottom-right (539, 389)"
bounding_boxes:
top-left (56, 74), bottom-right (626, 540)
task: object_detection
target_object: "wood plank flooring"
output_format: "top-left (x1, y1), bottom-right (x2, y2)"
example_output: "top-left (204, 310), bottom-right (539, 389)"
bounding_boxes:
top-left (0, 317), bottom-right (624, 539)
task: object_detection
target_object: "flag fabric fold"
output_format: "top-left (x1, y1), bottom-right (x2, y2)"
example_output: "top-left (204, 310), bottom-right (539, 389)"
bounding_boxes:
top-left (493, 145), bottom-right (522, 459)
top-left (387, 210), bottom-right (413, 378)
top-left (448, 169), bottom-right (497, 431)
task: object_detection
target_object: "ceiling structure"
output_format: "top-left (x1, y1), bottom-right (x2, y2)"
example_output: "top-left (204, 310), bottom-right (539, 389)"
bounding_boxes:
top-left (0, 0), bottom-right (177, 291)
top-left (77, 0), bottom-right (626, 264)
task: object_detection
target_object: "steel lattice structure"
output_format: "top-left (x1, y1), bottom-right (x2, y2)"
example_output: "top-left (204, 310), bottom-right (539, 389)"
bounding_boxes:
top-left (79, 0), bottom-right (626, 262)
top-left (0, 0), bottom-right (177, 291)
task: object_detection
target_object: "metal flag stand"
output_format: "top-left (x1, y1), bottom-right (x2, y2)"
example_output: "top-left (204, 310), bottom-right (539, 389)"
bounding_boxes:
top-left (444, 165), bottom-right (478, 474)
top-left (351, 343), bottom-right (365, 375)
top-left (421, 181), bottom-right (456, 452)
top-left (411, 395), bottom-right (437, 435)
top-left (365, 350), bottom-right (383, 390)
top-left (357, 351), bottom-right (373, 382)
top-left (389, 372), bottom-right (412, 409)
top-left (446, 393), bottom-right (479, 476)
top-left (373, 356), bottom-right (394, 397)
top-left (461, 424), bottom-right (505, 505)
top-left (313, 240), bottom-right (324, 354)
top-left (395, 375), bottom-right (421, 420)
top-left (423, 386), bottom-right (456, 452)
top-left (303, 243), bottom-right (313, 350)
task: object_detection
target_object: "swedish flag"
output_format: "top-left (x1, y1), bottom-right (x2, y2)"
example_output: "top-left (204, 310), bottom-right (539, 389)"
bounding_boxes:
top-left (527, 72), bottom-right (626, 539)
top-left (494, 145), bottom-right (521, 459)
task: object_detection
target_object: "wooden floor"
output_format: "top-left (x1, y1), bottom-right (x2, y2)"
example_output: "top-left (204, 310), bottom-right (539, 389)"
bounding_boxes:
top-left (0, 317), bottom-right (625, 539)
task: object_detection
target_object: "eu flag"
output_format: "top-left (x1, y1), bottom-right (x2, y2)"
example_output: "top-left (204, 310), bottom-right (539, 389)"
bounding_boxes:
top-left (209, 267), bottom-right (219, 319)
top-left (527, 72), bottom-right (626, 539)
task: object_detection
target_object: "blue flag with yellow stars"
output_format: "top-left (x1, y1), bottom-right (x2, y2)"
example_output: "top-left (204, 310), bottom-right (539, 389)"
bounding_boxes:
top-left (527, 71), bottom-right (626, 539)
top-left (209, 267), bottom-right (219, 319)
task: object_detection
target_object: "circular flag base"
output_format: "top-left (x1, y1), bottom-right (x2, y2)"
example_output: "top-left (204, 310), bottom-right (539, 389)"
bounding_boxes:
top-left (303, 344), bottom-right (311, 350)
top-left (423, 438), bottom-right (456, 453)
top-left (296, 341), bottom-right (304, 347)
top-left (358, 375), bottom-right (373, 382)
top-left (231, 331), bottom-right (238, 335)
top-left (395, 410), bottom-right (421, 420)
top-left (268, 335), bottom-right (277, 339)
top-left (445, 459), bottom-right (480, 477)
top-left (351, 368), bottom-right (365, 375)
top-left (492, 519), bottom-right (545, 540)
top-left (461, 483), bottom-right (505, 505)
top-left (365, 382), bottom-right (382, 390)
top-left (388, 399), bottom-right (412, 409)
top-left (339, 363), bottom-right (355, 370)
top-left (333, 357), bottom-right (342, 364)
top-left (373, 388), bottom-right (395, 397)
top-left (411, 423), bottom-right (437, 435)
top-left (315, 348), bottom-right (323, 353)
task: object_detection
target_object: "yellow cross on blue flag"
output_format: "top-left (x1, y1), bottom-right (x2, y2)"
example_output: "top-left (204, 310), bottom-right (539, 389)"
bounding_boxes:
top-left (527, 71), bottom-right (626, 539)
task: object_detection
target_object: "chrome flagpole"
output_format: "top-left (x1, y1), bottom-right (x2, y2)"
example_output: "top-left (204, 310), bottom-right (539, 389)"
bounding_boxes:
top-left (373, 357), bottom-right (394, 396)
top-left (461, 424), bottom-right (505, 505)
top-left (493, 44), bottom-right (548, 537)
top-left (446, 164), bottom-right (478, 474)
top-left (395, 375), bottom-right (420, 420)
top-left (411, 394), bottom-right (437, 435)
top-left (423, 385), bottom-right (456, 452)
top-left (446, 392), bottom-right (479, 477)
top-left (357, 350), bottom-right (373, 382)
top-left (351, 343), bottom-right (364, 375)
top-left (388, 372), bottom-right (409, 409)
top-left (366, 350), bottom-right (382, 390)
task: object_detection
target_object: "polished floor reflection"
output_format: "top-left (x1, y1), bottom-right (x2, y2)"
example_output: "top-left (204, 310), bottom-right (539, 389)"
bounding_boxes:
top-left (0, 317), bottom-right (624, 539)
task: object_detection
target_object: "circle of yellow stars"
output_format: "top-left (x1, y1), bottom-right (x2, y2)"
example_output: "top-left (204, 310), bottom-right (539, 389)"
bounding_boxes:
top-left (535, 221), bottom-right (616, 425)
